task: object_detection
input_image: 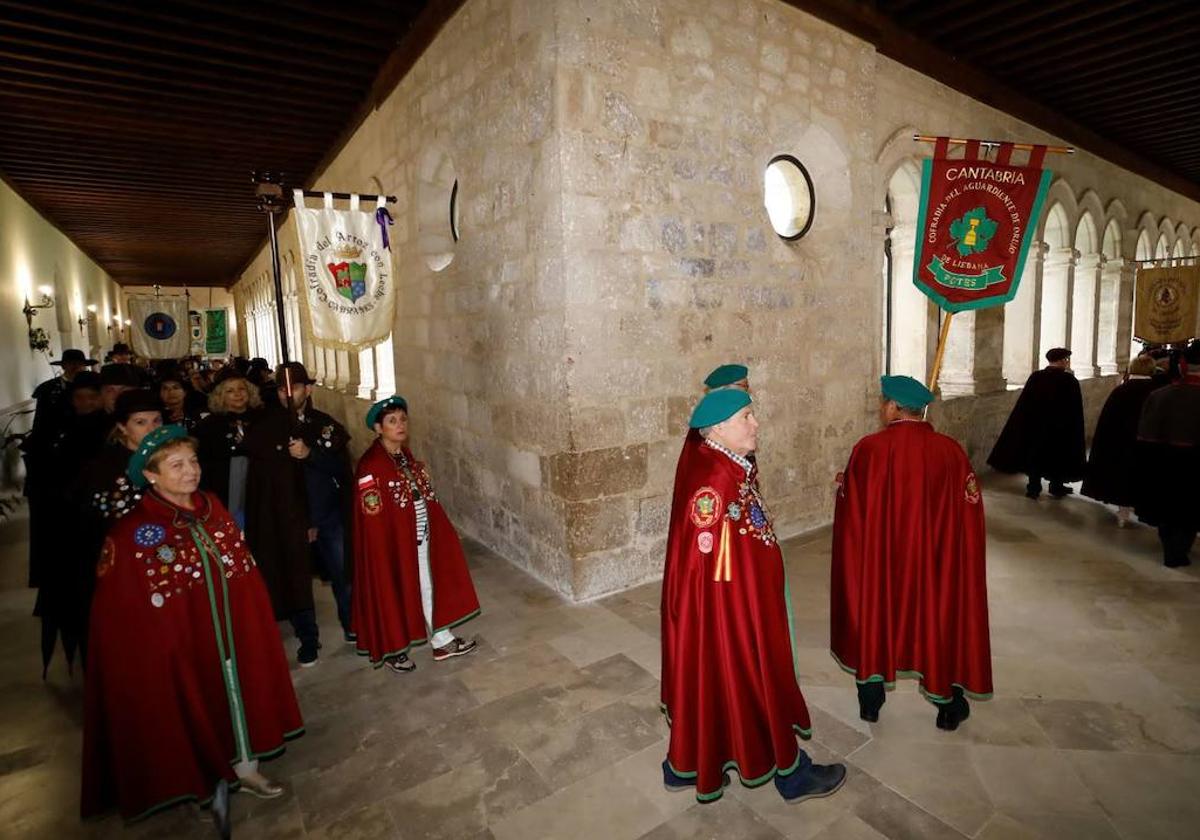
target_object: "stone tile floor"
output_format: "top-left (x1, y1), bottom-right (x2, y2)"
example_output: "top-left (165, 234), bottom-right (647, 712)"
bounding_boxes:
top-left (0, 471), bottom-right (1198, 838)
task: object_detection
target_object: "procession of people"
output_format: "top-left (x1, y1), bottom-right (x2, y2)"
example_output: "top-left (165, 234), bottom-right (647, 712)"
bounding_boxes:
top-left (18, 337), bottom-right (1192, 828)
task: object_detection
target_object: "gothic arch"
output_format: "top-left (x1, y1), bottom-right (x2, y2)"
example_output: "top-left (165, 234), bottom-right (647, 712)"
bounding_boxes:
top-left (1037, 179), bottom-right (1078, 242)
top-left (873, 124), bottom-right (921, 212)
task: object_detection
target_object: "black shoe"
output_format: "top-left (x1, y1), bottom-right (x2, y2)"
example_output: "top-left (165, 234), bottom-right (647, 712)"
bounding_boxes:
top-left (1048, 483), bottom-right (1074, 498)
top-left (1165, 556), bottom-right (1193, 568)
top-left (298, 643), bottom-right (319, 668)
top-left (857, 681), bottom-right (885, 723)
top-left (1024, 487), bottom-right (1040, 500)
top-left (211, 778), bottom-right (231, 840)
top-left (935, 688), bottom-right (970, 731)
top-left (775, 761), bottom-right (847, 803)
top-left (343, 629), bottom-right (357, 644)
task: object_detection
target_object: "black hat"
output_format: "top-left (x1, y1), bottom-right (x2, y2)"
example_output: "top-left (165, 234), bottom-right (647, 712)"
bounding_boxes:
top-left (275, 361), bottom-right (316, 386)
top-left (153, 361), bottom-right (188, 386)
top-left (51, 348), bottom-right (98, 367)
top-left (99, 363), bottom-right (142, 388)
top-left (249, 357), bottom-right (270, 370)
top-left (69, 371), bottom-right (102, 391)
top-left (111, 342), bottom-right (133, 355)
top-left (1046, 347), bottom-right (1072, 363)
top-left (113, 388), bottom-right (164, 422)
top-left (212, 366), bottom-right (250, 387)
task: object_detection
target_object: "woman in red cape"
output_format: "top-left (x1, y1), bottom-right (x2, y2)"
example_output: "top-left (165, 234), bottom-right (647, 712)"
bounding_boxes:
top-left (351, 396), bottom-right (479, 673)
top-left (82, 425), bottom-right (303, 822)
top-left (661, 389), bottom-right (844, 804)
top-left (831, 376), bottom-right (992, 730)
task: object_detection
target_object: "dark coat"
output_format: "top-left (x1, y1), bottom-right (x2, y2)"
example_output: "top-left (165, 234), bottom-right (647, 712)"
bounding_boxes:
top-left (1134, 379), bottom-right (1200, 527)
top-left (1081, 377), bottom-right (1163, 506)
top-left (194, 409), bottom-right (259, 509)
top-left (241, 406), bottom-right (315, 618)
top-left (987, 367), bottom-right (1086, 481)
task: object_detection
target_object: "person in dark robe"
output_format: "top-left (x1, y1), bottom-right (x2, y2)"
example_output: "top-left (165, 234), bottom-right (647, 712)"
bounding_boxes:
top-left (275, 362), bottom-right (355, 641)
top-left (831, 376), bottom-right (992, 730)
top-left (1135, 342), bottom-right (1200, 567)
top-left (1081, 355), bottom-right (1163, 526)
top-left (32, 372), bottom-right (108, 677)
top-left (82, 426), bottom-right (302, 823)
top-left (23, 349), bottom-right (98, 588)
top-left (661, 388), bottom-right (845, 803)
top-left (240, 386), bottom-right (317, 666)
top-left (156, 362), bottom-right (206, 433)
top-left (351, 396), bottom-right (479, 674)
top-left (987, 347), bottom-right (1086, 499)
top-left (662, 363), bottom-right (750, 727)
top-left (97, 363), bottom-right (143, 436)
top-left (194, 368), bottom-right (262, 528)
top-left (248, 357), bottom-right (280, 409)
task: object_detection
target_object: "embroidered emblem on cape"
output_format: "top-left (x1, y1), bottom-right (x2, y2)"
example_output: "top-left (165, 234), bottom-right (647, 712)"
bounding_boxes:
top-left (362, 489), bottom-right (383, 515)
top-left (965, 472), bottom-right (981, 505)
top-left (727, 502), bottom-right (742, 521)
top-left (134, 523), bottom-right (167, 548)
top-left (150, 592), bottom-right (165, 608)
top-left (156, 545), bottom-right (177, 563)
top-left (732, 477), bottom-right (777, 544)
top-left (690, 486), bottom-right (722, 528)
top-left (97, 538), bottom-right (116, 577)
top-left (697, 531), bottom-right (714, 554)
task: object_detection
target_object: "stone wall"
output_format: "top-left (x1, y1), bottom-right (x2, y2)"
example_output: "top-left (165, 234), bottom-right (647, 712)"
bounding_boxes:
top-left (237, 0), bottom-right (576, 595)
top-left (234, 0), bottom-right (1200, 602)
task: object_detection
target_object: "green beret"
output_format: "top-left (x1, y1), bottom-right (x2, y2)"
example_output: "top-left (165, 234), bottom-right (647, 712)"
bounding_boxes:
top-left (366, 395), bottom-right (408, 430)
top-left (126, 424), bottom-right (191, 488)
top-left (689, 388), bottom-right (752, 429)
top-left (880, 375), bottom-right (934, 410)
top-left (703, 363), bottom-right (749, 389)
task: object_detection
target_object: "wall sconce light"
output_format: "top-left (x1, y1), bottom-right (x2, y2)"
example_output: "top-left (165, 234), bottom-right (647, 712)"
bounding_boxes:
top-left (77, 313), bottom-right (87, 333)
top-left (23, 285), bottom-right (55, 329)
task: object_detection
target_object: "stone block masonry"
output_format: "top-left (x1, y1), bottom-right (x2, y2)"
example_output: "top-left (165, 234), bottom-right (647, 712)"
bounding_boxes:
top-left (236, 0), bottom-right (1200, 602)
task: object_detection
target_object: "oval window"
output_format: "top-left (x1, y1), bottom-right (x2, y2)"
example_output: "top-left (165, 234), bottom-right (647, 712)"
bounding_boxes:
top-left (763, 155), bottom-right (815, 240)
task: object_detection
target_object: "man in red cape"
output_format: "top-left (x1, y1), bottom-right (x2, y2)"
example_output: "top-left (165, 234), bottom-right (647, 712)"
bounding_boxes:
top-left (661, 388), bottom-right (845, 803)
top-left (662, 363), bottom-right (750, 712)
top-left (351, 396), bottom-right (479, 673)
top-left (82, 425), bottom-right (303, 823)
top-left (831, 375), bottom-right (992, 730)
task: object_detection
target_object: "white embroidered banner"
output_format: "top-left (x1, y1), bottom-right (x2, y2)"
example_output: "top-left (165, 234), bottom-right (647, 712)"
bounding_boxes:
top-left (292, 190), bottom-right (394, 350)
top-left (128, 294), bottom-right (191, 359)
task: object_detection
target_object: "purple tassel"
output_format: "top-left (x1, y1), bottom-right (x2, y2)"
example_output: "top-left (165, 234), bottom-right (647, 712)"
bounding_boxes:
top-left (375, 207), bottom-right (394, 250)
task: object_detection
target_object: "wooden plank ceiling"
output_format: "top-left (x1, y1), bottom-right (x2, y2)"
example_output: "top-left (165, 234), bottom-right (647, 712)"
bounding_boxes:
top-left (1, 1), bottom-right (1196, 289)
top-left (794, 0), bottom-right (1200, 202)
top-left (0, 0), bottom-right (437, 287)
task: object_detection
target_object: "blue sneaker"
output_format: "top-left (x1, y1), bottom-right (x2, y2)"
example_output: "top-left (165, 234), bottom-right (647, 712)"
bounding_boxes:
top-left (663, 760), bottom-right (694, 791)
top-left (775, 762), bottom-right (847, 803)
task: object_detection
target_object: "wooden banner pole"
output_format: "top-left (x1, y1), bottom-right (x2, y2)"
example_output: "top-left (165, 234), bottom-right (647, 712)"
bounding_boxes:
top-left (928, 311), bottom-right (955, 391)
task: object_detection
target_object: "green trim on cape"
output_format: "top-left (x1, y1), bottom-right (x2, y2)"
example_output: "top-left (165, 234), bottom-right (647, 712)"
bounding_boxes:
top-left (828, 649), bottom-right (994, 703)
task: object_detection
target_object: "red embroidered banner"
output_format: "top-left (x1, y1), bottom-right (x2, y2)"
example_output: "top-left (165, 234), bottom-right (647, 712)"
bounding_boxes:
top-left (912, 137), bottom-right (1053, 312)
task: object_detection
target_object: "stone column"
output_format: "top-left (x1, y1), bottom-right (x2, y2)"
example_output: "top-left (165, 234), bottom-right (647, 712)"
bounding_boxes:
top-left (1113, 258), bottom-right (1137, 371)
top-left (1096, 257), bottom-right (1122, 376)
top-left (1003, 241), bottom-right (1046, 387)
top-left (1038, 247), bottom-right (1078, 360)
top-left (938, 306), bottom-right (1006, 397)
top-left (1072, 253), bottom-right (1103, 379)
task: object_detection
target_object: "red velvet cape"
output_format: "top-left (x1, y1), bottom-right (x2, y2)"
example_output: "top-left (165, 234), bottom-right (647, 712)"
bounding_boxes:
top-left (82, 491), bottom-right (303, 821)
top-left (350, 440), bottom-right (480, 665)
top-left (661, 429), bottom-right (702, 708)
top-left (831, 421), bottom-right (992, 701)
top-left (661, 441), bottom-right (812, 801)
